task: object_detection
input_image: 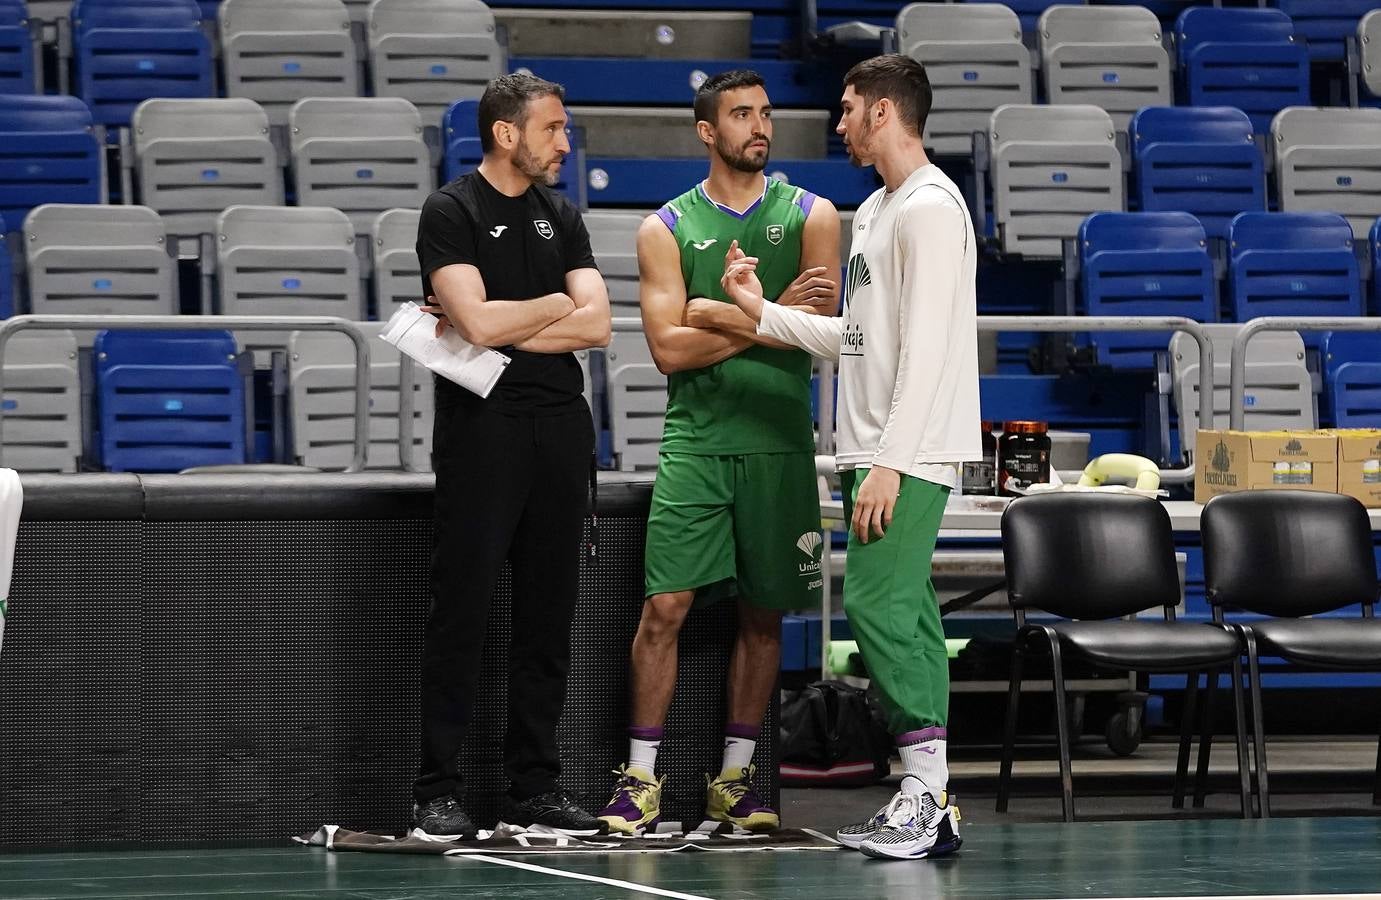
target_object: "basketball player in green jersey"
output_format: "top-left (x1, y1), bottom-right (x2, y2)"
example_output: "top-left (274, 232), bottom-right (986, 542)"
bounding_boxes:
top-left (597, 70), bottom-right (841, 835)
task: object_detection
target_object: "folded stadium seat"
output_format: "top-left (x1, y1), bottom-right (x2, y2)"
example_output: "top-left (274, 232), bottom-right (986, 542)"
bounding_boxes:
top-left (1174, 7), bottom-right (1309, 135)
top-left (216, 205), bottom-right (363, 361)
top-left (0, 331), bottom-right (82, 473)
top-left (1271, 0), bottom-right (1378, 63)
top-left (1167, 323), bottom-right (1315, 465)
top-left (93, 329), bottom-right (248, 473)
top-left (287, 322), bottom-right (433, 472)
top-left (442, 98), bottom-right (580, 202)
top-left (604, 330), bottom-right (663, 472)
top-left (963, 0), bottom-right (1083, 34)
top-left (367, 0), bottom-right (502, 122)
top-left (288, 97), bottom-right (432, 235)
top-left (1200, 490), bottom-right (1381, 816)
top-left (1271, 106), bottom-right (1381, 239)
top-left (0, 213), bottom-right (11, 318)
top-left (583, 210), bottom-right (644, 322)
top-left (371, 208), bottom-right (420, 319)
top-left (1321, 329), bottom-right (1381, 427)
top-left (1077, 211), bottom-right (1217, 371)
top-left (71, 0), bottom-right (213, 128)
top-left (218, 0), bottom-right (360, 128)
top-left (1037, 5), bottom-right (1171, 132)
top-left (896, 2), bottom-right (1033, 157)
top-left (1225, 211), bottom-right (1363, 351)
top-left (23, 204), bottom-right (176, 320)
top-left (1361, 11), bottom-right (1381, 107)
top-left (987, 104), bottom-right (1124, 258)
top-left (1129, 106), bottom-right (1265, 241)
top-left (573, 105), bottom-right (878, 208)
top-left (130, 98), bottom-right (283, 240)
top-left (0, 0), bottom-right (36, 93)
top-left (0, 95), bottom-right (103, 230)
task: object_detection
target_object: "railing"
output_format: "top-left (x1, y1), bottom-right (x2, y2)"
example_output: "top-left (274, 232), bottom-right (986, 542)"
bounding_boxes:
top-left (1230, 316), bottom-right (1381, 430)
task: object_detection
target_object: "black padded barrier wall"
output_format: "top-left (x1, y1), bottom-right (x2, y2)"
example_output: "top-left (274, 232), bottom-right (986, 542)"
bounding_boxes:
top-left (0, 473), bottom-right (779, 847)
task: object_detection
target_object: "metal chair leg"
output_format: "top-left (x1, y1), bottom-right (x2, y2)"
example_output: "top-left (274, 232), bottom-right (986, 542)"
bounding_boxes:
top-left (1047, 630), bottom-right (1075, 823)
top-left (1172, 670), bottom-right (1199, 809)
top-left (997, 642), bottom-right (1025, 813)
top-left (1229, 656), bottom-right (1252, 819)
top-left (1242, 629), bottom-right (1270, 818)
top-left (1193, 668), bottom-right (1219, 808)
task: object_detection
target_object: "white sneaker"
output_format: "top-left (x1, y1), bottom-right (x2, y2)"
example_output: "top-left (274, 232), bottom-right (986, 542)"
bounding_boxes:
top-left (856, 789), bottom-right (962, 860)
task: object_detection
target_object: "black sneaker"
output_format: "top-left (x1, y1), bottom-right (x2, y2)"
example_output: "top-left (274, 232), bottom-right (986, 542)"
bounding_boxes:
top-left (411, 796), bottom-right (478, 840)
top-left (499, 789), bottom-right (607, 836)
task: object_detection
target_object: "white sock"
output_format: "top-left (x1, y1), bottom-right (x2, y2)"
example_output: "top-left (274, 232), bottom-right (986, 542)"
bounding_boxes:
top-left (720, 731), bottom-right (757, 776)
top-left (627, 728), bottom-right (662, 779)
top-left (898, 733), bottom-right (948, 804)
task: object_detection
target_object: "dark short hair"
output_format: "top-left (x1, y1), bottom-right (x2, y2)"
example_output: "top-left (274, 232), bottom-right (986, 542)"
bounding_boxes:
top-left (477, 73), bottom-right (565, 153)
top-left (843, 54), bottom-right (932, 138)
top-left (693, 69), bottom-right (767, 125)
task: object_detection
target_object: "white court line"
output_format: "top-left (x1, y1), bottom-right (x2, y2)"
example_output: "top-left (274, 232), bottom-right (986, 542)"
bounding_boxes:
top-left (455, 853), bottom-right (717, 899)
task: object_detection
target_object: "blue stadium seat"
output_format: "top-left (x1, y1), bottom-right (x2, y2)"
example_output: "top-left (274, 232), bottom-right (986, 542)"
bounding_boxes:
top-left (1175, 7), bottom-right (1309, 134)
top-left (1078, 211), bottom-right (1217, 370)
top-left (0, 213), bottom-right (12, 319)
top-left (0, 95), bottom-right (103, 229)
top-left (442, 98), bottom-right (579, 200)
top-left (1321, 330), bottom-right (1381, 427)
top-left (1373, 217), bottom-right (1381, 316)
top-left (1130, 106), bottom-right (1266, 241)
top-left (1227, 212), bottom-right (1362, 349)
top-left (93, 329), bottom-right (247, 472)
top-left (1271, 0), bottom-right (1376, 62)
top-left (0, 0), bottom-right (35, 93)
top-left (963, 0), bottom-right (1084, 33)
top-left (72, 0), bottom-right (214, 127)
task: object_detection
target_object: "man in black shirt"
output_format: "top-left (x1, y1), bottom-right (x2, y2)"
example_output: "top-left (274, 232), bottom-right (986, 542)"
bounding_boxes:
top-left (412, 73), bottom-right (611, 839)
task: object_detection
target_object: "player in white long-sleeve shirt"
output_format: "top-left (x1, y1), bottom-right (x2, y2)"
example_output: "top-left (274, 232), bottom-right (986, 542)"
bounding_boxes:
top-left (721, 54), bottom-right (979, 861)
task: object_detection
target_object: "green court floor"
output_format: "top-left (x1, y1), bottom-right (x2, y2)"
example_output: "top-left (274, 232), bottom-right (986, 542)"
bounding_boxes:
top-left (2, 817), bottom-right (1379, 899)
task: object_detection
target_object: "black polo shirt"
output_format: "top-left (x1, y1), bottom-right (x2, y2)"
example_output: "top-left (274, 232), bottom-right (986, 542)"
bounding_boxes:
top-left (417, 171), bottom-right (596, 413)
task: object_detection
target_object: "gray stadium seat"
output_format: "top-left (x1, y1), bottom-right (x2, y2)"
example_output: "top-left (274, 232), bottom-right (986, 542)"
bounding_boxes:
top-left (583, 210), bottom-right (644, 321)
top-left (495, 9), bottom-right (749, 59)
top-left (341, 0), bottom-right (371, 23)
top-left (217, 205), bottom-right (363, 360)
top-left (0, 331), bottom-right (81, 474)
top-left (131, 98), bottom-right (283, 238)
top-left (372, 207), bottom-right (421, 317)
top-left (604, 330), bottom-right (663, 472)
top-left (1037, 5), bottom-right (1171, 130)
top-left (989, 104), bottom-right (1124, 257)
top-left (288, 322), bottom-right (433, 471)
top-left (289, 97), bottom-right (433, 235)
top-left (1272, 106), bottom-right (1381, 238)
top-left (1362, 11), bottom-right (1381, 100)
top-left (219, 0), bottom-right (360, 128)
top-left (571, 107), bottom-right (829, 160)
top-left (367, 0), bottom-right (503, 119)
top-left (897, 3), bottom-right (1033, 157)
top-left (23, 204), bottom-right (176, 317)
top-left (1169, 324), bottom-right (1314, 462)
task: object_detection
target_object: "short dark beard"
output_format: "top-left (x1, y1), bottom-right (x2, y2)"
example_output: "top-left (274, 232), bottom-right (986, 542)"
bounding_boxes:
top-left (846, 114), bottom-right (873, 169)
top-left (515, 136), bottom-right (562, 186)
top-left (714, 133), bottom-right (769, 173)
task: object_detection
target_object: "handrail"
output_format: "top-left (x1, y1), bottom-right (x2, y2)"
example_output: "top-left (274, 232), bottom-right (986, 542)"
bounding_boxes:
top-left (1230, 316), bottom-right (1381, 430)
top-left (0, 315), bottom-right (371, 473)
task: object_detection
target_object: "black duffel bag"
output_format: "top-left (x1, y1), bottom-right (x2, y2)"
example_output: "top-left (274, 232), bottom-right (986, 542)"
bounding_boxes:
top-left (779, 680), bottom-right (890, 787)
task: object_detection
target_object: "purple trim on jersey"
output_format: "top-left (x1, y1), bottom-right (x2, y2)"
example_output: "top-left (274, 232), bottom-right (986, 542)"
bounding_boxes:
top-left (655, 206), bottom-right (678, 233)
top-left (897, 727), bottom-right (948, 746)
top-left (629, 725), bottom-right (665, 741)
top-left (796, 190), bottom-right (816, 219)
top-left (697, 181), bottom-right (764, 220)
top-left (724, 722), bottom-right (759, 740)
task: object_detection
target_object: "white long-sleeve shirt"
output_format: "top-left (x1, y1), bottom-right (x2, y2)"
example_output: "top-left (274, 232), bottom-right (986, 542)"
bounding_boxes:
top-left (757, 164), bottom-right (981, 487)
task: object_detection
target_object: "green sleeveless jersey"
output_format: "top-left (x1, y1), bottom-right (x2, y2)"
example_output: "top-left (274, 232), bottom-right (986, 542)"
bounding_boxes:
top-left (654, 178), bottom-right (818, 455)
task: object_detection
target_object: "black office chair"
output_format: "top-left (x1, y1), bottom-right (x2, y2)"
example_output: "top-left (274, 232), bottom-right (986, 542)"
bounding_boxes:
top-left (998, 492), bottom-right (1258, 821)
top-left (1200, 490), bottom-right (1381, 817)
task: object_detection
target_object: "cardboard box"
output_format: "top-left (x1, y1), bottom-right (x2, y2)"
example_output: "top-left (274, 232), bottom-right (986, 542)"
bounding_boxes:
top-left (1331, 429), bottom-right (1381, 509)
top-left (1195, 429), bottom-right (1338, 504)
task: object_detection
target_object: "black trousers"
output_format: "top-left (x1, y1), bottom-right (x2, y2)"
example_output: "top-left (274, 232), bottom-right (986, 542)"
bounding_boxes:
top-left (415, 396), bottom-right (594, 802)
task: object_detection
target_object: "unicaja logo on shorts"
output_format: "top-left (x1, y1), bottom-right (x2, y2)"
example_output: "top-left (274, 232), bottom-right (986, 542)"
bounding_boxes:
top-left (796, 532), bottom-right (823, 584)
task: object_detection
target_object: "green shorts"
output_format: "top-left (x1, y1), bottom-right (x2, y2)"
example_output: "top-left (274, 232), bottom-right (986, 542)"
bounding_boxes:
top-left (644, 451), bottom-right (823, 610)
